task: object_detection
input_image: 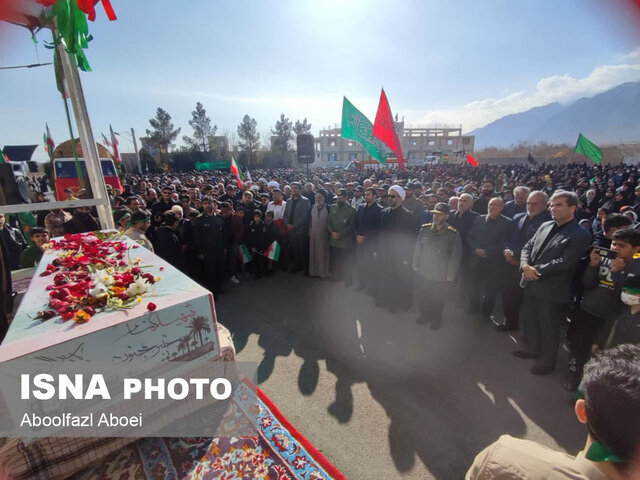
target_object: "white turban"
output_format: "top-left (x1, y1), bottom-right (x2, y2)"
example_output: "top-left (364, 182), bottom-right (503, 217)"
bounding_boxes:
top-left (388, 185), bottom-right (405, 201)
top-left (268, 181), bottom-right (279, 188)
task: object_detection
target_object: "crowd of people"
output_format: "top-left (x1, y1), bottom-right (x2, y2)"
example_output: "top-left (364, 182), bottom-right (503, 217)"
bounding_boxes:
top-left (3, 162), bottom-right (640, 389)
top-left (2, 161), bottom-right (640, 478)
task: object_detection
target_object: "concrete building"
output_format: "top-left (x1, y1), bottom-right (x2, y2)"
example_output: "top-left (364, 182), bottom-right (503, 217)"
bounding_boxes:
top-left (314, 123), bottom-right (475, 167)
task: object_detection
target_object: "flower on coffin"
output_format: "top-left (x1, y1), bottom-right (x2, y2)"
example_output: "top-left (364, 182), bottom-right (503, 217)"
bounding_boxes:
top-left (93, 270), bottom-right (114, 286)
top-left (73, 309), bottom-right (92, 323)
top-left (126, 277), bottom-right (149, 297)
top-left (40, 232), bottom-right (160, 324)
top-left (146, 302), bottom-right (157, 311)
top-left (89, 283), bottom-right (108, 297)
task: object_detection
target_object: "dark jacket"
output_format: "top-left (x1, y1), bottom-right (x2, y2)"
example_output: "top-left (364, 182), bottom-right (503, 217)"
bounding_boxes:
top-left (449, 209), bottom-right (479, 252)
top-left (502, 200), bottom-right (526, 219)
top-left (153, 225), bottom-right (185, 270)
top-left (468, 214), bottom-right (512, 267)
top-left (355, 202), bottom-right (383, 238)
top-left (580, 258), bottom-right (625, 321)
top-left (193, 213), bottom-right (225, 256)
top-left (520, 219), bottom-right (592, 303)
top-left (0, 225), bottom-right (26, 270)
top-left (471, 195), bottom-right (491, 215)
top-left (62, 213), bottom-right (100, 235)
top-left (246, 221), bottom-right (276, 254)
top-left (507, 211), bottom-right (552, 259)
top-left (283, 195), bottom-right (311, 235)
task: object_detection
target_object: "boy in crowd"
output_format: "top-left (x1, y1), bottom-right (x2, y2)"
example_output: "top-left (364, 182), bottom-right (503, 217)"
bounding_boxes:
top-left (19, 227), bottom-right (50, 269)
top-left (566, 228), bottom-right (640, 390)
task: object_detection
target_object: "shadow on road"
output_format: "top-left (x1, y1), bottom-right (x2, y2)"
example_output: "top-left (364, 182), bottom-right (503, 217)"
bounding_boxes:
top-left (217, 272), bottom-right (583, 478)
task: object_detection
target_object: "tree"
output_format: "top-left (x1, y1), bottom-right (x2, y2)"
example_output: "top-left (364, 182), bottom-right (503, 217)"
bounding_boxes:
top-left (146, 107), bottom-right (181, 167)
top-left (271, 113), bottom-right (294, 154)
top-left (293, 118), bottom-right (312, 136)
top-left (237, 114), bottom-right (260, 167)
top-left (182, 102), bottom-right (216, 152)
top-left (139, 149), bottom-right (161, 173)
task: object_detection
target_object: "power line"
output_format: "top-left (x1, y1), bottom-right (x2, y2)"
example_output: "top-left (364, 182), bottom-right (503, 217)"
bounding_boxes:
top-left (0, 62), bottom-right (52, 70)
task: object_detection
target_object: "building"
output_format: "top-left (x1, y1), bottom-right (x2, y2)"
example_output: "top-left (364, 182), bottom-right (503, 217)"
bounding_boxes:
top-left (314, 123), bottom-right (475, 167)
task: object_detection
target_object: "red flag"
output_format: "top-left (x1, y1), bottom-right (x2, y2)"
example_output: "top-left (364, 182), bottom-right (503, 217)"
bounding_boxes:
top-left (466, 153), bottom-right (478, 167)
top-left (373, 89), bottom-right (406, 170)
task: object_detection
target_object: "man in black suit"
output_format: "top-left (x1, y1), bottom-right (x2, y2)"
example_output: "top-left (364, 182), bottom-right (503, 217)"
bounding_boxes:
top-left (448, 193), bottom-right (479, 307)
top-left (514, 191), bottom-right (591, 375)
top-left (499, 191), bottom-right (551, 331)
top-left (502, 186), bottom-right (530, 219)
top-left (283, 182), bottom-right (311, 273)
top-left (468, 197), bottom-right (512, 322)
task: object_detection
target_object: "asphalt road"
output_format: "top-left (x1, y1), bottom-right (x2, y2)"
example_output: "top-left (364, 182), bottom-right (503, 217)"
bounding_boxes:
top-left (214, 272), bottom-right (584, 480)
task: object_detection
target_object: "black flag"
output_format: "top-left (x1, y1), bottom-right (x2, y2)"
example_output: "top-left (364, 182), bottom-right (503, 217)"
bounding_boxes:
top-left (527, 153), bottom-right (537, 166)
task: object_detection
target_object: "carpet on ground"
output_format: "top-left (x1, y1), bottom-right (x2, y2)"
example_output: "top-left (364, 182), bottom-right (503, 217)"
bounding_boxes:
top-left (71, 377), bottom-right (346, 480)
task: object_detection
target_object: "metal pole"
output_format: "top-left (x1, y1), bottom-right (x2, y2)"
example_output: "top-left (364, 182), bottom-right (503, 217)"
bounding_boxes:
top-left (58, 45), bottom-right (114, 230)
top-left (131, 127), bottom-right (142, 174)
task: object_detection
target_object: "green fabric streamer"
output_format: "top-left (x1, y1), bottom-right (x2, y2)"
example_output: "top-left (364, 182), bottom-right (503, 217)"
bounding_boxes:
top-left (49, 0), bottom-right (92, 72)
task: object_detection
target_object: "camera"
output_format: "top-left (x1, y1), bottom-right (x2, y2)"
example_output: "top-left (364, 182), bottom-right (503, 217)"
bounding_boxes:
top-left (594, 247), bottom-right (617, 259)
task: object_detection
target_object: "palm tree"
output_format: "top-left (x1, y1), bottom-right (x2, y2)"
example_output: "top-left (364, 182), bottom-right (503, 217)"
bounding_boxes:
top-left (178, 335), bottom-right (191, 354)
top-left (188, 316), bottom-right (211, 347)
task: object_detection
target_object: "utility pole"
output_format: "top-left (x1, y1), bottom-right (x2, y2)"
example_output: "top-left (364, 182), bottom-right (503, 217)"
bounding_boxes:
top-left (131, 127), bottom-right (142, 174)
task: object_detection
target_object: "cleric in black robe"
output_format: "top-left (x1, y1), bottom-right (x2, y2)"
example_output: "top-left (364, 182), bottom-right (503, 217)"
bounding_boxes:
top-left (374, 185), bottom-right (415, 313)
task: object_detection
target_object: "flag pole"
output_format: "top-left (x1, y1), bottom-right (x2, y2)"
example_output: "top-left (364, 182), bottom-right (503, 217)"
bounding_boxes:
top-left (57, 40), bottom-right (113, 229)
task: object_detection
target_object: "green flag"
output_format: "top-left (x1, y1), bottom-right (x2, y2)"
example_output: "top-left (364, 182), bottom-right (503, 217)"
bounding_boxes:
top-left (341, 96), bottom-right (387, 164)
top-left (574, 133), bottom-right (603, 164)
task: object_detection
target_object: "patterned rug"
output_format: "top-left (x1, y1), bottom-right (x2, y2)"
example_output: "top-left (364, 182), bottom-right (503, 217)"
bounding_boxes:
top-left (71, 378), bottom-right (346, 480)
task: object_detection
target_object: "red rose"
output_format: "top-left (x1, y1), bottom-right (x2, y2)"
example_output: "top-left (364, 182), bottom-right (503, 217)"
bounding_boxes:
top-left (50, 288), bottom-right (71, 300)
top-left (141, 273), bottom-right (155, 284)
top-left (61, 311), bottom-right (75, 321)
top-left (131, 267), bottom-right (141, 275)
top-left (116, 292), bottom-right (129, 300)
top-left (146, 302), bottom-right (157, 311)
top-left (118, 260), bottom-right (127, 267)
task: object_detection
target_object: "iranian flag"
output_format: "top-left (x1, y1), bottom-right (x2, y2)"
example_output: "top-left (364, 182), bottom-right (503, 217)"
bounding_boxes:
top-left (238, 244), bottom-right (252, 264)
top-left (110, 124), bottom-right (121, 163)
top-left (372, 88), bottom-right (406, 170)
top-left (101, 132), bottom-right (112, 147)
top-left (466, 153), bottom-right (478, 167)
top-left (44, 124), bottom-right (55, 159)
top-left (264, 241), bottom-right (281, 261)
top-left (231, 157), bottom-right (245, 188)
top-left (0, 148), bottom-right (8, 164)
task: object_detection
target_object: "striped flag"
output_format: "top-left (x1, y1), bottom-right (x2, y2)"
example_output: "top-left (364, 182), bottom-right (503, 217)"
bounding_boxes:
top-left (44, 124), bottom-right (55, 158)
top-left (101, 132), bottom-right (112, 147)
top-left (238, 244), bottom-right (252, 264)
top-left (230, 157), bottom-right (244, 188)
top-left (110, 124), bottom-right (121, 163)
top-left (0, 148), bottom-right (8, 164)
top-left (264, 241), bottom-right (281, 261)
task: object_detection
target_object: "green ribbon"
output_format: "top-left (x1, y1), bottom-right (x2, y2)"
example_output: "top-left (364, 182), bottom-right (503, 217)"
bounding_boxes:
top-left (43, 0), bottom-right (93, 72)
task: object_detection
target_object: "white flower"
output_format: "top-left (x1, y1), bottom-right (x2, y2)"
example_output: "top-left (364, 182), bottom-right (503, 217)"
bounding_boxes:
top-left (94, 270), bottom-right (114, 286)
top-left (89, 283), bottom-right (108, 297)
top-left (126, 277), bottom-right (149, 297)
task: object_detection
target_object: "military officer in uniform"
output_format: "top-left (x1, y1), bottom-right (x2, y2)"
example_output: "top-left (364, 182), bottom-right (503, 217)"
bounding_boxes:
top-left (412, 203), bottom-right (462, 329)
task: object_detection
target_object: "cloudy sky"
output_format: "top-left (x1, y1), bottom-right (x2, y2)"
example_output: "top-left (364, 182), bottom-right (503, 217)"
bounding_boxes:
top-left (1, 0), bottom-right (639, 161)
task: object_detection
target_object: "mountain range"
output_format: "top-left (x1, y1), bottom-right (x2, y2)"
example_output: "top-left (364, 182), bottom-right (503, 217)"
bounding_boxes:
top-left (467, 81), bottom-right (640, 148)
